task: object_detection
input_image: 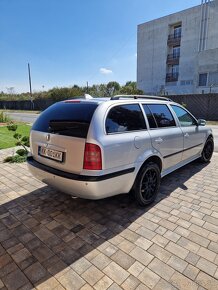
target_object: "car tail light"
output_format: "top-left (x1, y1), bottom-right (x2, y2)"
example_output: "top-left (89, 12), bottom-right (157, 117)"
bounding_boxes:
top-left (83, 143), bottom-right (102, 170)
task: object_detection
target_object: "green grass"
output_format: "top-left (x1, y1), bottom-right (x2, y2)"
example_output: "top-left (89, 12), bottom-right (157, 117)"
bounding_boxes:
top-left (0, 124), bottom-right (31, 150)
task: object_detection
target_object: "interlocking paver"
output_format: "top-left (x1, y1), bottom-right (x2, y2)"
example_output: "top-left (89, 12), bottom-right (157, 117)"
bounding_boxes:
top-left (130, 246), bottom-right (154, 266)
top-left (183, 264), bottom-right (199, 281)
top-left (121, 275), bottom-right (141, 290)
top-left (2, 268), bottom-right (29, 290)
top-left (24, 262), bottom-right (48, 285)
top-left (195, 271), bottom-right (218, 290)
top-left (169, 271), bottom-right (198, 290)
top-left (58, 269), bottom-right (86, 289)
top-left (138, 267), bottom-right (160, 289)
top-left (167, 255), bottom-right (188, 273)
top-left (148, 257), bottom-right (175, 280)
top-left (148, 244), bottom-right (172, 263)
top-left (81, 265), bottom-right (104, 286)
top-left (103, 262), bottom-right (129, 285)
top-left (196, 257), bottom-right (217, 276)
top-left (166, 241), bottom-right (189, 259)
top-left (0, 150), bottom-right (218, 289)
top-left (94, 275), bottom-right (113, 290)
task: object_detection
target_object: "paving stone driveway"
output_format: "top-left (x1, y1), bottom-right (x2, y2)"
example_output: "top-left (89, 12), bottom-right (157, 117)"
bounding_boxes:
top-left (0, 149), bottom-right (218, 290)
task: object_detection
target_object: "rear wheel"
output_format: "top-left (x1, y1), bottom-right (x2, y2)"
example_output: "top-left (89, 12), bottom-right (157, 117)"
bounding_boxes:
top-left (200, 137), bottom-right (214, 163)
top-left (133, 162), bottom-right (161, 206)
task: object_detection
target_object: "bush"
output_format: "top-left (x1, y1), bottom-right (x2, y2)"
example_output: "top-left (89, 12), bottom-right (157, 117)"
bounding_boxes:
top-left (16, 149), bottom-right (26, 156)
top-left (4, 121), bottom-right (29, 163)
top-left (0, 111), bottom-right (10, 123)
top-left (7, 122), bottom-right (17, 131)
top-left (4, 155), bottom-right (27, 163)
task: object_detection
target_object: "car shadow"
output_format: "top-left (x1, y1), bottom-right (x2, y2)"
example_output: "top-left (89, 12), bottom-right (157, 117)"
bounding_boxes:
top-left (0, 160), bottom-right (209, 289)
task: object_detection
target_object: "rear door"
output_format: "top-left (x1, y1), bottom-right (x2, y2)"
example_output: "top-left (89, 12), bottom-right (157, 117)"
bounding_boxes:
top-left (170, 105), bottom-right (206, 161)
top-left (31, 101), bottom-right (98, 174)
top-left (103, 103), bottom-right (151, 170)
top-left (142, 104), bottom-right (184, 170)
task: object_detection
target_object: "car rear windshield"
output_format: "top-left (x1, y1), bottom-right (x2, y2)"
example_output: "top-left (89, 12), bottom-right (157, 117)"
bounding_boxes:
top-left (32, 102), bottom-right (98, 138)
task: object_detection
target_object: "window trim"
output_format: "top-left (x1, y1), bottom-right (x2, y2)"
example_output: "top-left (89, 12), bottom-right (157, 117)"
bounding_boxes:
top-left (104, 103), bottom-right (147, 135)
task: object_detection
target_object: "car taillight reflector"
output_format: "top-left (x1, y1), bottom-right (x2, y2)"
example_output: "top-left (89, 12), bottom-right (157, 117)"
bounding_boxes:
top-left (83, 143), bottom-right (102, 170)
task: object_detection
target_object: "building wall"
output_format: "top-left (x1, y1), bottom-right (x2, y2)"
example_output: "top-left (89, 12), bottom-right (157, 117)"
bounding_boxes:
top-left (137, 0), bottom-right (218, 95)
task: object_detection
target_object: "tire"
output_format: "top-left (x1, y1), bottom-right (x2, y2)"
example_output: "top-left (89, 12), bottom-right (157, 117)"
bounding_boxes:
top-left (200, 137), bottom-right (214, 163)
top-left (133, 162), bottom-right (161, 206)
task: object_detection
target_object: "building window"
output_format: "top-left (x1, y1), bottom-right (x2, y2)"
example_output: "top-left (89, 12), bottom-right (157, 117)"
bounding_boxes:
top-left (173, 46), bottom-right (180, 58)
top-left (199, 73), bottom-right (208, 87)
top-left (174, 25), bottom-right (182, 38)
top-left (171, 65), bottom-right (179, 75)
top-left (180, 80), bottom-right (193, 86)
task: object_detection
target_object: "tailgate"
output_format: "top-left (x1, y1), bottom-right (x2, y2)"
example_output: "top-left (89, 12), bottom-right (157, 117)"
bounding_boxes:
top-left (30, 130), bottom-right (86, 174)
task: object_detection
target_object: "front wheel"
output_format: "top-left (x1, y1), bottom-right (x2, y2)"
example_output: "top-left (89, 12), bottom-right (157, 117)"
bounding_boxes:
top-left (200, 137), bottom-right (214, 163)
top-left (133, 162), bottom-right (161, 207)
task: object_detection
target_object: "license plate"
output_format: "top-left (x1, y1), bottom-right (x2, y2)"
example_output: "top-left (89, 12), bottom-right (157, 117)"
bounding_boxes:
top-left (38, 146), bottom-right (63, 162)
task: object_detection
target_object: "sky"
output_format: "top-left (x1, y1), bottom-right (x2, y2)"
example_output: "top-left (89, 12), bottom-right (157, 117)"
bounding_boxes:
top-left (0, 0), bottom-right (201, 93)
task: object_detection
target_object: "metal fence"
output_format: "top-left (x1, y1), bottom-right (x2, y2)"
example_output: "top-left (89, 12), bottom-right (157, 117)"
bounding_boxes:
top-left (0, 93), bottom-right (218, 120)
top-left (169, 94), bottom-right (218, 121)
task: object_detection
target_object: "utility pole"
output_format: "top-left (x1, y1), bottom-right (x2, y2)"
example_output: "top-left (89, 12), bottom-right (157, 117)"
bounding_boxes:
top-left (86, 81), bottom-right (89, 93)
top-left (28, 63), bottom-right (34, 110)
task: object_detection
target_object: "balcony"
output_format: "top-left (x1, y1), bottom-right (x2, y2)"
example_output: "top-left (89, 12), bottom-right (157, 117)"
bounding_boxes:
top-left (166, 54), bottom-right (180, 65)
top-left (167, 34), bottom-right (181, 46)
top-left (166, 73), bottom-right (179, 83)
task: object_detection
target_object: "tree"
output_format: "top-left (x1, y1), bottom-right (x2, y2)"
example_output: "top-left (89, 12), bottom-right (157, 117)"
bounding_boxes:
top-left (120, 81), bottom-right (144, 95)
top-left (106, 81), bottom-right (120, 96)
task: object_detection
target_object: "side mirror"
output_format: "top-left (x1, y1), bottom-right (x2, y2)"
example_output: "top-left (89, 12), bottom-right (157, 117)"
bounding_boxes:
top-left (197, 119), bottom-right (206, 126)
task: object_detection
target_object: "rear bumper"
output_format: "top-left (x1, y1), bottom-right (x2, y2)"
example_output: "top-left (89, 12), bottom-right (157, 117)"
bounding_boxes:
top-left (27, 156), bottom-right (135, 199)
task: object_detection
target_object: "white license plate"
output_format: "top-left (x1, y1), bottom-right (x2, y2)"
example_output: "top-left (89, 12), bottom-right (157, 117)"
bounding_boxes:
top-left (39, 146), bottom-right (63, 162)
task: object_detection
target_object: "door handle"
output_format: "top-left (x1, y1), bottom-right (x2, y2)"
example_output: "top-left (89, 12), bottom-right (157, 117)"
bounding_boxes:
top-left (184, 133), bottom-right (189, 138)
top-left (155, 137), bottom-right (163, 143)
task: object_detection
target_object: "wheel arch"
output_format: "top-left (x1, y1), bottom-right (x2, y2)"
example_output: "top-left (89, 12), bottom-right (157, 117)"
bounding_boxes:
top-left (137, 155), bottom-right (163, 176)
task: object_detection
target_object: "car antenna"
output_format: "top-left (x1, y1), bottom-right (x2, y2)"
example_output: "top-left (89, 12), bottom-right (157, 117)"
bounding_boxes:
top-left (84, 94), bottom-right (93, 99)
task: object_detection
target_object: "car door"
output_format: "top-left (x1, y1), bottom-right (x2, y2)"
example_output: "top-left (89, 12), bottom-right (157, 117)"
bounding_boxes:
top-left (103, 103), bottom-right (151, 170)
top-left (170, 105), bottom-right (206, 161)
top-left (142, 104), bottom-right (184, 170)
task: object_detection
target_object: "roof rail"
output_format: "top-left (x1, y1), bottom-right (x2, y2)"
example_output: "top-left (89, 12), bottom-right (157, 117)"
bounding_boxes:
top-left (111, 95), bottom-right (172, 101)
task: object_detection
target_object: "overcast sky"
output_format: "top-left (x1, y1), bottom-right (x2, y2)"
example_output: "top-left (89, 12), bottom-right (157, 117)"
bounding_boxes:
top-left (0, 0), bottom-right (201, 93)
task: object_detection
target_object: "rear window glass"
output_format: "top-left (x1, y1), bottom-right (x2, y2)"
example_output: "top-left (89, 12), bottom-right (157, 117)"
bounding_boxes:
top-left (106, 104), bottom-right (146, 133)
top-left (32, 102), bottom-right (98, 138)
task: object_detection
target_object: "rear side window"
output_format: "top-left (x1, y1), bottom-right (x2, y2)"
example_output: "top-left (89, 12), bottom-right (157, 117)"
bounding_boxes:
top-left (106, 104), bottom-right (146, 133)
top-left (143, 104), bottom-right (176, 128)
top-left (32, 102), bottom-right (98, 138)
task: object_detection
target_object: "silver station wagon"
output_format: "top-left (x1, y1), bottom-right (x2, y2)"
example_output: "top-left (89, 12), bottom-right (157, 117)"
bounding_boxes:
top-left (27, 95), bottom-right (214, 206)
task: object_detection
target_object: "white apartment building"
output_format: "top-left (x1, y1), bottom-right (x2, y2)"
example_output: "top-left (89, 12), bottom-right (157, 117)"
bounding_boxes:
top-left (137, 0), bottom-right (218, 95)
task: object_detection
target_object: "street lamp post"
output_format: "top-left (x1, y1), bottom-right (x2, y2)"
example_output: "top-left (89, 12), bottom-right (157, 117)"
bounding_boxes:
top-left (28, 63), bottom-right (34, 110)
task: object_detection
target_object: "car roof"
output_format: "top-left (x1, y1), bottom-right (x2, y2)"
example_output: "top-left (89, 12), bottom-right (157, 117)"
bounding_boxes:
top-left (64, 95), bottom-right (172, 105)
